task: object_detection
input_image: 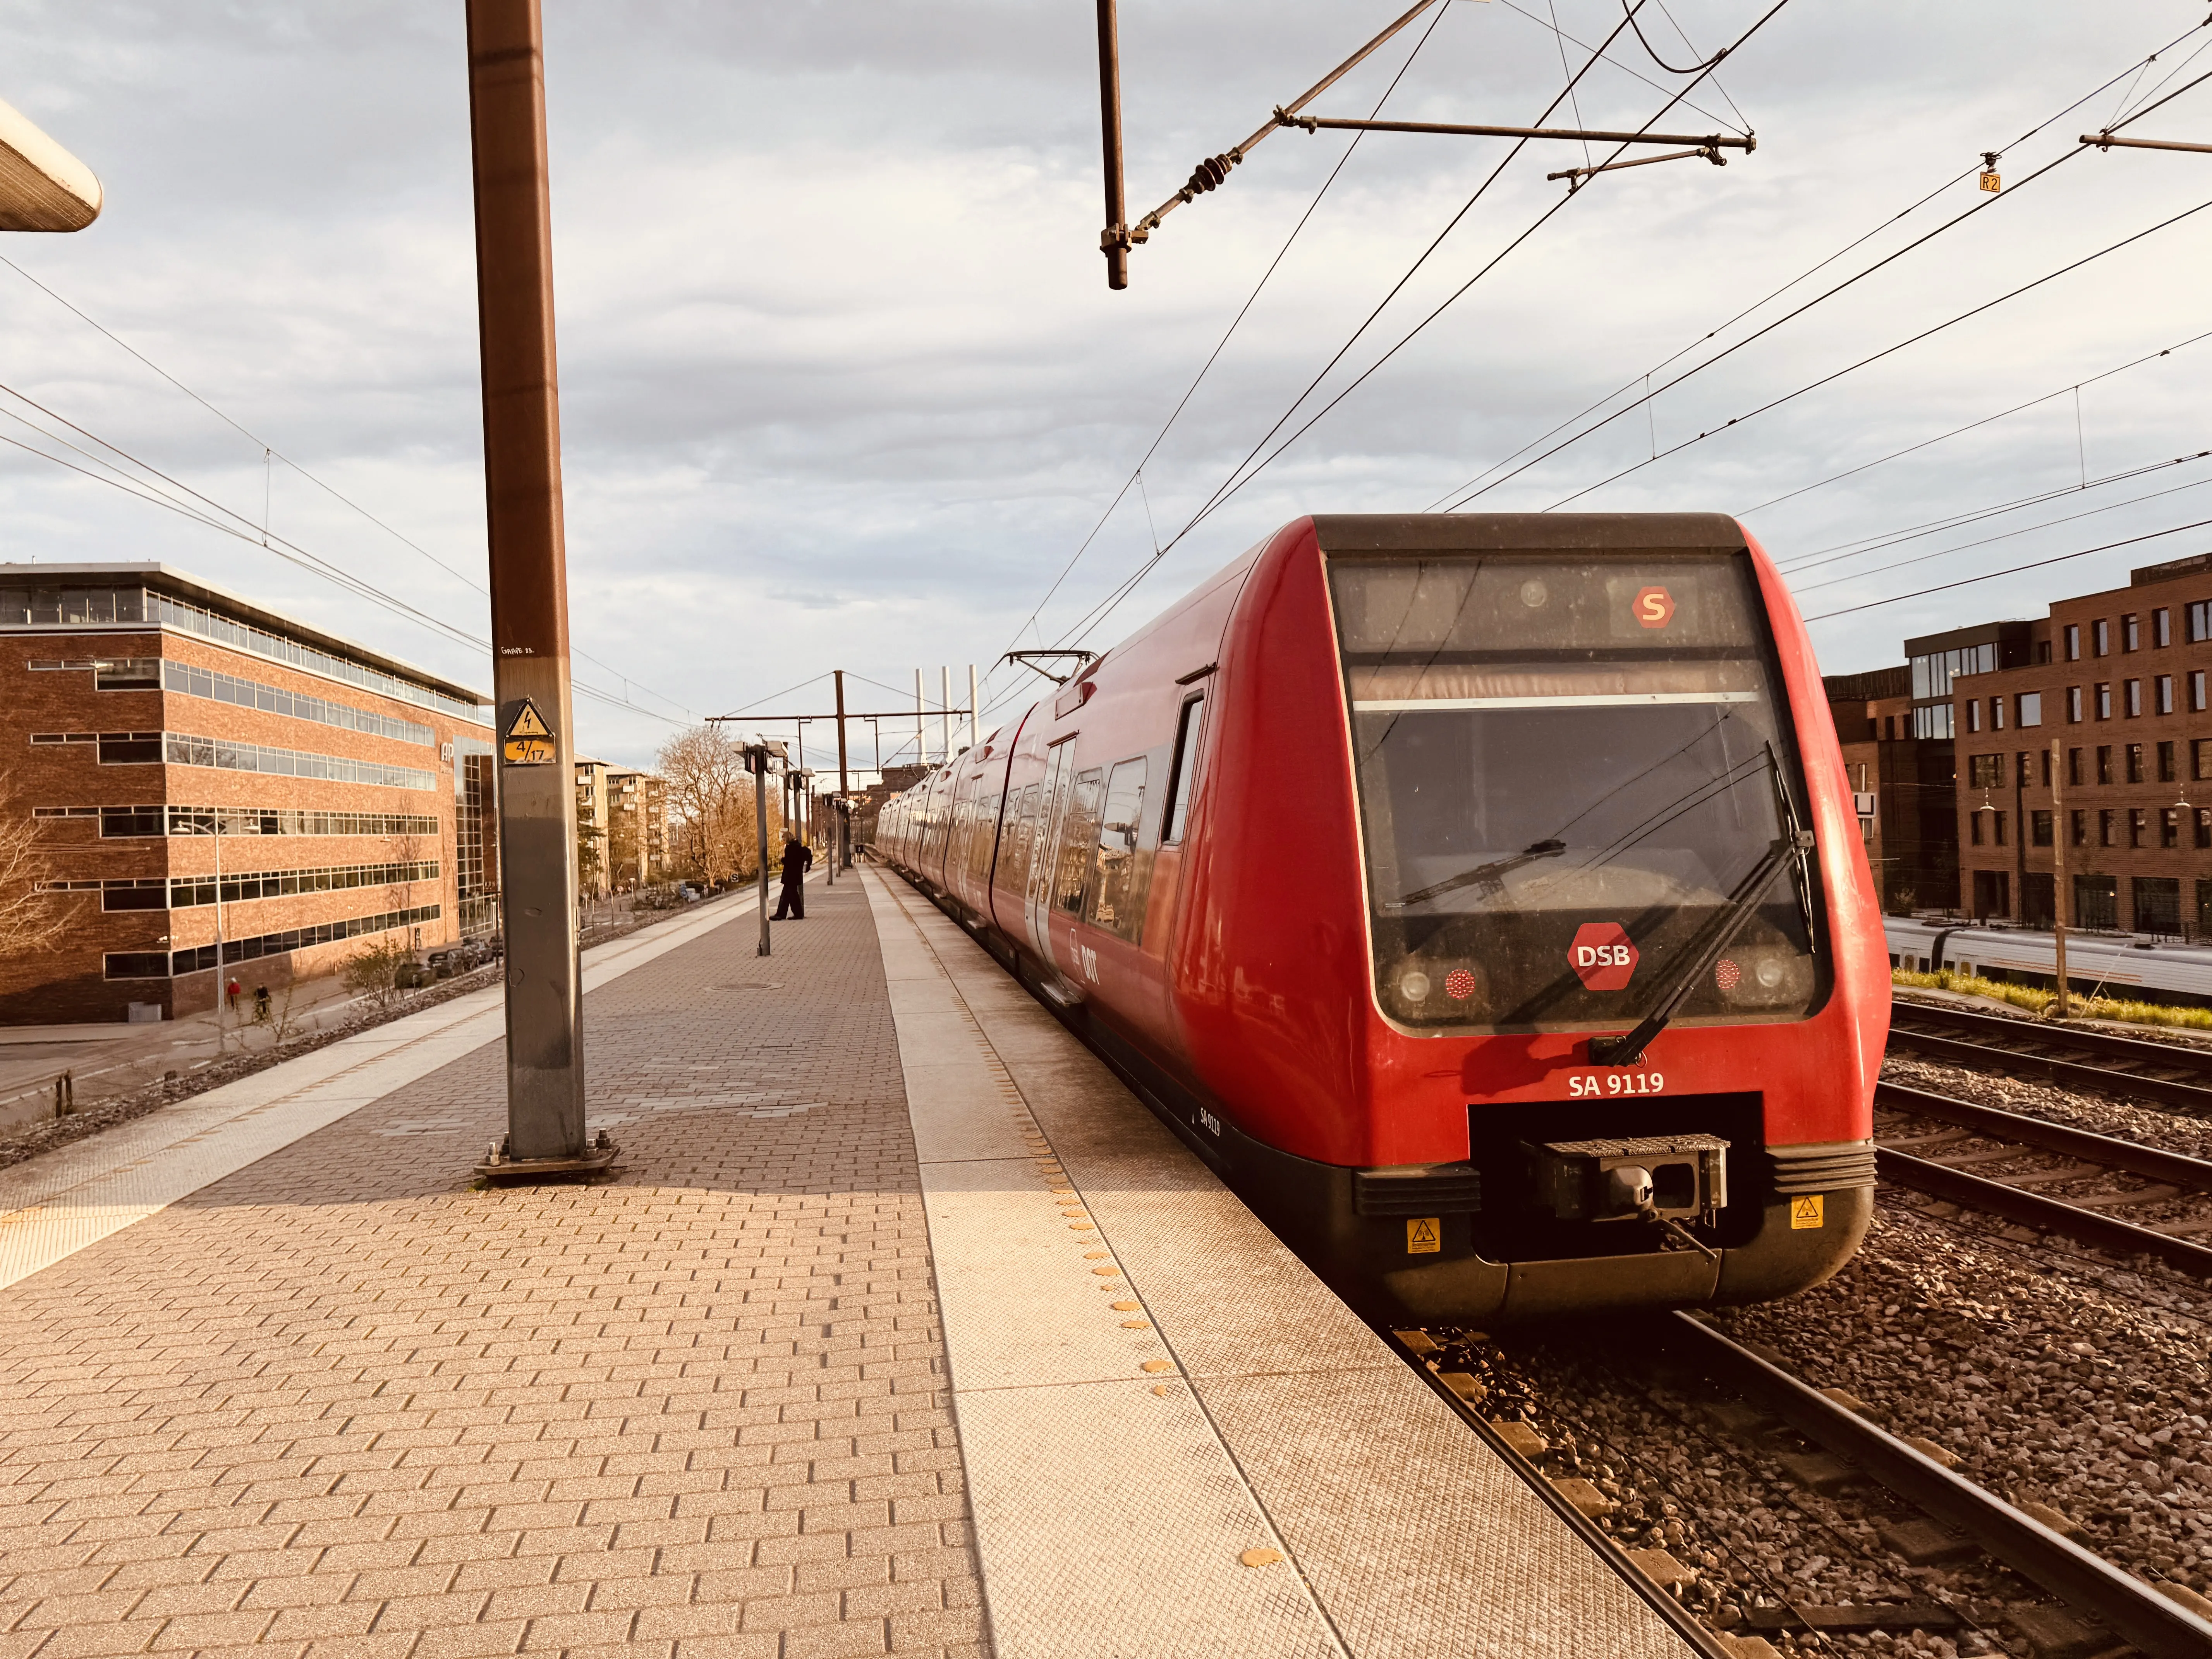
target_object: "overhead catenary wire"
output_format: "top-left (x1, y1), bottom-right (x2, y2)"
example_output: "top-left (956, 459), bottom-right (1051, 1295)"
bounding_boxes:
top-left (1786, 464), bottom-right (2212, 596)
top-left (0, 380), bottom-right (682, 726)
top-left (1779, 449), bottom-right (2212, 580)
top-left (1804, 516), bottom-right (2212, 623)
top-left (1529, 185), bottom-right (2212, 514)
top-left (1085, 0), bottom-right (1795, 645)
top-left (1746, 327), bottom-right (2212, 526)
top-left (1423, 16), bottom-right (2212, 512)
top-left (0, 252), bottom-right (699, 725)
top-left (985, 0), bottom-right (1456, 694)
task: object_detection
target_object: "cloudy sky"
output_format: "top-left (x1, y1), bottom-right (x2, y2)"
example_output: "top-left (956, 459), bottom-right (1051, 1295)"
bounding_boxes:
top-left (6, 0), bottom-right (2212, 774)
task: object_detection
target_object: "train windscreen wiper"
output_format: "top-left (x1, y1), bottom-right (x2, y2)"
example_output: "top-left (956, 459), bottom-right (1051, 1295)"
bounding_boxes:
top-left (1384, 839), bottom-right (1566, 910)
top-left (1588, 752), bottom-right (1814, 1067)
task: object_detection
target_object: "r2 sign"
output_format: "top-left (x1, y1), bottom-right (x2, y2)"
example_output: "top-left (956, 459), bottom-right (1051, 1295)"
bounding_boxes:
top-left (1568, 922), bottom-right (1638, 991)
top-left (1633, 586), bottom-right (1675, 629)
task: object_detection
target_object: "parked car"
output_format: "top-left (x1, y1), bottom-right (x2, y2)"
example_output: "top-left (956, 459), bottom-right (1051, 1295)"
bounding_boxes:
top-left (394, 958), bottom-right (433, 989)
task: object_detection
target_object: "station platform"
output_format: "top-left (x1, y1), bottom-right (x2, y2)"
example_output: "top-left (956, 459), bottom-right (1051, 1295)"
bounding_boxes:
top-left (0, 864), bottom-right (1695, 1659)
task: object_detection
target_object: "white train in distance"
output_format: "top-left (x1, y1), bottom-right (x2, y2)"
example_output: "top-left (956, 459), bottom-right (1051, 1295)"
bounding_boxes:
top-left (1885, 917), bottom-right (2212, 1006)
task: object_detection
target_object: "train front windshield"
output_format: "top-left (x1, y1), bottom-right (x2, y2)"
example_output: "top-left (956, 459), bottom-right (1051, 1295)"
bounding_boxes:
top-left (1329, 550), bottom-right (1823, 1034)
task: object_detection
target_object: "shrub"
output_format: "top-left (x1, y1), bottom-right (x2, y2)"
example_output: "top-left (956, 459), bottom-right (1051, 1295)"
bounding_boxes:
top-left (342, 938), bottom-right (415, 1012)
top-left (1892, 967), bottom-right (2212, 1032)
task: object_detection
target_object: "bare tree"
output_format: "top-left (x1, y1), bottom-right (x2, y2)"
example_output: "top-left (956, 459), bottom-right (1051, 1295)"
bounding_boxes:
top-left (0, 773), bottom-right (70, 963)
top-left (657, 726), bottom-right (775, 885)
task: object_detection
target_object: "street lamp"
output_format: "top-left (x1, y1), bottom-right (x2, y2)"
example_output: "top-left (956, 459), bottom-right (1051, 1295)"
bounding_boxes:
top-left (0, 96), bottom-right (101, 232)
top-left (743, 741), bottom-right (787, 958)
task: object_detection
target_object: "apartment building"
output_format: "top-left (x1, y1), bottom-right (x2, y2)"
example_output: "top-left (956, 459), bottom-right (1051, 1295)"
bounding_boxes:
top-left (3, 564), bottom-right (496, 1024)
top-left (606, 768), bottom-right (668, 886)
top-left (1946, 550), bottom-right (2212, 936)
top-left (575, 756), bottom-right (611, 895)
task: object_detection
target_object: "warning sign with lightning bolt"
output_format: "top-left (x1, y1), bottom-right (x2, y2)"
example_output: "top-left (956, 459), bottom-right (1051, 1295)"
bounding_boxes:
top-left (502, 699), bottom-right (556, 766)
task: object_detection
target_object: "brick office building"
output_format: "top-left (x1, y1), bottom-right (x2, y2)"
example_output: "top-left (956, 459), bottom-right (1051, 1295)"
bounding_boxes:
top-left (1824, 665), bottom-right (1958, 913)
top-left (3, 564), bottom-right (498, 1024)
top-left (1943, 551), bottom-right (2212, 937)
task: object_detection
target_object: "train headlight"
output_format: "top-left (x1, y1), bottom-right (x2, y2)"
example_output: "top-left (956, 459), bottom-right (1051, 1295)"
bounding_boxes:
top-left (1399, 969), bottom-right (1432, 1001)
top-left (1518, 578), bottom-right (1549, 609)
top-left (1754, 956), bottom-right (1786, 990)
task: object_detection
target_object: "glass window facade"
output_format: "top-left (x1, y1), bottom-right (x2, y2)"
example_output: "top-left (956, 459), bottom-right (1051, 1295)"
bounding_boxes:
top-left (1, 582), bottom-right (487, 726)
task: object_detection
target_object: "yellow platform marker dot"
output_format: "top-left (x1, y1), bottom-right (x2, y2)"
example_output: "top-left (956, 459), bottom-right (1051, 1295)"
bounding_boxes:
top-left (1152, 1384), bottom-right (1171, 1396)
top-left (1069, 1223), bottom-right (1096, 1231)
top-left (1141, 1360), bottom-right (1173, 1373)
top-left (1121, 1320), bottom-right (1151, 1329)
top-left (1240, 1549), bottom-right (1282, 1568)
top-left (1092, 1266), bottom-right (1121, 1276)
top-left (1085, 1251), bottom-right (1110, 1261)
top-left (1111, 1300), bottom-right (1141, 1311)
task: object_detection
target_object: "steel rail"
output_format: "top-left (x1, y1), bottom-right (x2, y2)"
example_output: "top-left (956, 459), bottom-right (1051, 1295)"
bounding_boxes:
top-left (1388, 1331), bottom-right (1741, 1659)
top-left (1875, 1080), bottom-right (2212, 1189)
top-left (1878, 1147), bottom-right (2212, 1278)
top-left (1888, 1003), bottom-right (2212, 1113)
top-left (1665, 1312), bottom-right (2212, 1659)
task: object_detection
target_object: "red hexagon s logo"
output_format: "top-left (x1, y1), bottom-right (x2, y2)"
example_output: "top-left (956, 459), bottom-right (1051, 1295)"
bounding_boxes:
top-left (1633, 586), bottom-right (1675, 629)
top-left (1568, 922), bottom-right (1639, 991)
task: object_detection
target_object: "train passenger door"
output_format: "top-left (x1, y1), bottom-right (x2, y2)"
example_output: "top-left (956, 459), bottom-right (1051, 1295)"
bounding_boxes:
top-left (1024, 739), bottom-right (1078, 996)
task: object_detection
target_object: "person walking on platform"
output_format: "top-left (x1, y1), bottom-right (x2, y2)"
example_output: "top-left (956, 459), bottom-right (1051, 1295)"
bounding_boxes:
top-left (771, 831), bottom-right (812, 920)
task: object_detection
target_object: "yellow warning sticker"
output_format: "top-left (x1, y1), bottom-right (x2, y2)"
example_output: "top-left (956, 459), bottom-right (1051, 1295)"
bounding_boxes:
top-left (1790, 1194), bottom-right (1825, 1230)
top-left (1406, 1217), bottom-right (1441, 1254)
top-left (502, 698), bottom-right (555, 765)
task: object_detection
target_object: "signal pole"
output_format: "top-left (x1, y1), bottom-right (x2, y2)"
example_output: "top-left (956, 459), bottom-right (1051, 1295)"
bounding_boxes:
top-left (834, 670), bottom-right (851, 870)
top-left (2051, 735), bottom-right (2070, 1018)
top-left (466, 0), bottom-right (597, 1175)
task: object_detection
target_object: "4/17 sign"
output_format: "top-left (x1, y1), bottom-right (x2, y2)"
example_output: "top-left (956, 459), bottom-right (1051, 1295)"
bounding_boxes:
top-left (502, 697), bottom-right (556, 765)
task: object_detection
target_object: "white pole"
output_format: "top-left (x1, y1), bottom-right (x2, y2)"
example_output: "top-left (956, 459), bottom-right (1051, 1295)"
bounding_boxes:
top-left (940, 665), bottom-right (951, 759)
top-left (914, 669), bottom-right (926, 765)
top-left (968, 664), bottom-right (979, 753)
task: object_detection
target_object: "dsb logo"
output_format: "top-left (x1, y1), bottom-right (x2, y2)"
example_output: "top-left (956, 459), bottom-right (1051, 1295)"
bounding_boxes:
top-left (1568, 922), bottom-right (1639, 991)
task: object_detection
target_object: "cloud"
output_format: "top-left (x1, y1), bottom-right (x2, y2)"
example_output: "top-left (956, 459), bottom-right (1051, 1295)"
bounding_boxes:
top-left (2, 0), bottom-right (2210, 769)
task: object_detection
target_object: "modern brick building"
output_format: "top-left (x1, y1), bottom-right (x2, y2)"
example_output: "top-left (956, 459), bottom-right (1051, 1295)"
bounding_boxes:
top-left (1941, 551), bottom-right (2212, 936)
top-left (3, 564), bottom-right (497, 1024)
top-left (1823, 665), bottom-right (1958, 913)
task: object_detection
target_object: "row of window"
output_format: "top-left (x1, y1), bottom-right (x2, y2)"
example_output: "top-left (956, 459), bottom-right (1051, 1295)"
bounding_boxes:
top-left (5, 585), bottom-right (485, 725)
top-left (103, 903), bottom-right (443, 979)
top-left (1969, 805), bottom-right (2212, 850)
top-left (1968, 740), bottom-right (2212, 791)
top-left (28, 657), bottom-right (434, 745)
top-left (46, 860), bottom-right (441, 912)
top-left (1965, 870), bottom-right (2200, 936)
top-left (1956, 672), bottom-right (2212, 735)
top-left (34, 805), bottom-right (442, 839)
top-left (29, 731), bottom-right (436, 791)
top-left (2059, 603), bottom-right (2212, 661)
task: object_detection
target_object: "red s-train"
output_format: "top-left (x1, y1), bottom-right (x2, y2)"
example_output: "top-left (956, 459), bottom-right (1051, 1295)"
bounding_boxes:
top-left (877, 514), bottom-right (1889, 1323)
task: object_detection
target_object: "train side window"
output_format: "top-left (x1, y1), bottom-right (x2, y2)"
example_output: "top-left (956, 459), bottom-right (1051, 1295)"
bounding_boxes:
top-left (1054, 769), bottom-right (1105, 916)
top-left (1085, 758), bottom-right (1151, 943)
top-left (1161, 693), bottom-right (1207, 845)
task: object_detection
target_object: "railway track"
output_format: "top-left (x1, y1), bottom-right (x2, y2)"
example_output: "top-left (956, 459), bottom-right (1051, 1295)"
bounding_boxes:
top-left (1888, 998), bottom-right (2212, 1113)
top-left (1874, 1080), bottom-right (2212, 1278)
top-left (1397, 1317), bottom-right (2212, 1659)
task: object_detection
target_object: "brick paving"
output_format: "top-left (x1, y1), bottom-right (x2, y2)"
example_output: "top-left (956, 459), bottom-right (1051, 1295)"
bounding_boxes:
top-left (0, 879), bottom-right (988, 1659)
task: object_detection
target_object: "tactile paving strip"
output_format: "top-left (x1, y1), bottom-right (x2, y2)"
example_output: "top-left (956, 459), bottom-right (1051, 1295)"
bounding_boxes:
top-left (864, 868), bottom-right (1695, 1659)
top-left (0, 888), bottom-right (769, 1291)
top-left (866, 871), bottom-right (1346, 1659)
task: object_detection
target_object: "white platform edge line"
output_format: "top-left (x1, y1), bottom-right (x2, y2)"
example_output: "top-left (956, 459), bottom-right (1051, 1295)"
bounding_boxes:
top-left (0, 881), bottom-right (783, 1290)
top-left (859, 866), bottom-right (1357, 1659)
